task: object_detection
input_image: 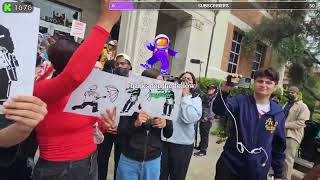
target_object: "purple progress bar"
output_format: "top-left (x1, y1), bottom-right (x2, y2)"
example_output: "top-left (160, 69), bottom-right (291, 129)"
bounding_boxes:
top-left (109, 2), bottom-right (135, 10)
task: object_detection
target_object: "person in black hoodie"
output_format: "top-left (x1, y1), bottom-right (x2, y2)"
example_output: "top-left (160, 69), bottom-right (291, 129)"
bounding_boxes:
top-left (116, 69), bottom-right (173, 180)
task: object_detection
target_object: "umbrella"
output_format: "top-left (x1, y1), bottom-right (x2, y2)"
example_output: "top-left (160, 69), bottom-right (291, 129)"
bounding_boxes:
top-left (105, 85), bottom-right (119, 102)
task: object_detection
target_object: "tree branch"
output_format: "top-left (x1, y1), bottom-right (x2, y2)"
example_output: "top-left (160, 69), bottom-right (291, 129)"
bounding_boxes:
top-left (302, 83), bottom-right (320, 101)
top-left (305, 50), bottom-right (320, 65)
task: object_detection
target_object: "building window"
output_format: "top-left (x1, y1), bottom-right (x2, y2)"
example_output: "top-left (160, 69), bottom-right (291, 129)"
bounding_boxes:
top-left (251, 44), bottom-right (266, 78)
top-left (30, 0), bottom-right (81, 28)
top-left (228, 31), bottom-right (243, 73)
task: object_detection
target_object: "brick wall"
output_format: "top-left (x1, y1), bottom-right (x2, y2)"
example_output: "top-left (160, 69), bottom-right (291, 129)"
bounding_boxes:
top-left (220, 23), bottom-right (234, 71)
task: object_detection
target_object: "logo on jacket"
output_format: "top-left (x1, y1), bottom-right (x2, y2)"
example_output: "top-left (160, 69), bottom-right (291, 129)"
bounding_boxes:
top-left (265, 118), bottom-right (278, 133)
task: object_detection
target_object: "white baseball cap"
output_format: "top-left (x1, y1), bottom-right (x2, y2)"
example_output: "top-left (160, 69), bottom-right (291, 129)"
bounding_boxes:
top-left (115, 53), bottom-right (131, 63)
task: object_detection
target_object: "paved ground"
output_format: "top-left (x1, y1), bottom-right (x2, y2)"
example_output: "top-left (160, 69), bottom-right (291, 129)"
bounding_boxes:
top-left (106, 134), bottom-right (305, 180)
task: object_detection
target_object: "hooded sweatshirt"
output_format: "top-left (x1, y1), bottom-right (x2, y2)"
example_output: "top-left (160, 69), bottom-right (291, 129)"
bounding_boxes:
top-left (212, 92), bottom-right (286, 179)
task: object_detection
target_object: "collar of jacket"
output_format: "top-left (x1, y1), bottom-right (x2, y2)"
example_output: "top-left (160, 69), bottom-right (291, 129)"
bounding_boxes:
top-left (248, 95), bottom-right (284, 116)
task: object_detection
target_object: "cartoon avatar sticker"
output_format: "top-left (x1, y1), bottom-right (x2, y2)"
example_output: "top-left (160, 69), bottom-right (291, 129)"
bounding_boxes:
top-left (0, 25), bottom-right (19, 105)
top-left (140, 34), bottom-right (179, 76)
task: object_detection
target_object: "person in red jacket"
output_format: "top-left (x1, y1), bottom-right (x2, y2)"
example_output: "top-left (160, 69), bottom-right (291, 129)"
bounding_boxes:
top-left (31, 1), bottom-right (121, 180)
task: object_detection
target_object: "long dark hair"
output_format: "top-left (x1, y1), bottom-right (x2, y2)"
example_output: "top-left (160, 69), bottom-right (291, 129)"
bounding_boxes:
top-left (178, 71), bottom-right (199, 98)
top-left (47, 38), bottom-right (80, 77)
top-left (141, 69), bottom-right (160, 79)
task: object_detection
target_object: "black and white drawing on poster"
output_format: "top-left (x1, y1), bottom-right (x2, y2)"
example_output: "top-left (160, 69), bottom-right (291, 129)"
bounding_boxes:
top-left (71, 84), bottom-right (119, 113)
top-left (64, 69), bottom-right (126, 124)
top-left (0, 0), bottom-right (40, 114)
top-left (120, 87), bottom-right (141, 113)
top-left (161, 89), bottom-right (175, 116)
top-left (72, 85), bottom-right (108, 113)
top-left (131, 76), bottom-right (182, 121)
top-left (64, 69), bottom-right (183, 123)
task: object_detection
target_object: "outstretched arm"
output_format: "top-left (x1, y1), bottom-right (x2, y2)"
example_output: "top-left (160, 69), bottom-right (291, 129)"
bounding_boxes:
top-left (34, 0), bottom-right (121, 103)
top-left (145, 41), bottom-right (155, 52)
top-left (168, 48), bottom-right (179, 58)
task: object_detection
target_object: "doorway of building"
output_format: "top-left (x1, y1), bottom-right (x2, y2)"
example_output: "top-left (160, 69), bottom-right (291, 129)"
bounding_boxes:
top-left (155, 12), bottom-right (178, 74)
top-left (155, 3), bottom-right (192, 76)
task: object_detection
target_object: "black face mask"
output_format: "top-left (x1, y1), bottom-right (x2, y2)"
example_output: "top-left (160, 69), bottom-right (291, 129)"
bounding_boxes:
top-left (113, 67), bottom-right (129, 77)
top-left (287, 94), bottom-right (296, 102)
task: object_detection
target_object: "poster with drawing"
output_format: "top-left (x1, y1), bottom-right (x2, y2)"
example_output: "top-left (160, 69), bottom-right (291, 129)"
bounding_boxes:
top-left (0, 0), bottom-right (40, 114)
top-left (122, 75), bottom-right (182, 121)
top-left (64, 69), bottom-right (126, 124)
top-left (64, 69), bottom-right (183, 123)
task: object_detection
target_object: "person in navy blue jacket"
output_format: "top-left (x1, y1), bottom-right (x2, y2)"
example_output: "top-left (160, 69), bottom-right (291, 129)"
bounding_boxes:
top-left (213, 68), bottom-right (286, 180)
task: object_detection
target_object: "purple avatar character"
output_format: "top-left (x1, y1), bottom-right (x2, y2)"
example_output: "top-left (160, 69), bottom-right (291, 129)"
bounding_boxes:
top-left (140, 34), bottom-right (179, 76)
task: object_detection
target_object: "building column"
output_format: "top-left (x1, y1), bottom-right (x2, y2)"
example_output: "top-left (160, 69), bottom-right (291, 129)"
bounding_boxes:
top-left (118, 10), bottom-right (159, 74)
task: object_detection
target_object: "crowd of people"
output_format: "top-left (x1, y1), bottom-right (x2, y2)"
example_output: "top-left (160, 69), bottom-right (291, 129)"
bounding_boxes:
top-left (0, 0), bottom-right (318, 180)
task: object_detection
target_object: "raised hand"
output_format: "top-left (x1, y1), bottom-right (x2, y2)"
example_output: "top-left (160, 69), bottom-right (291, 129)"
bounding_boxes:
top-left (97, 0), bottom-right (123, 32)
top-left (101, 107), bottom-right (116, 130)
top-left (135, 112), bottom-right (149, 127)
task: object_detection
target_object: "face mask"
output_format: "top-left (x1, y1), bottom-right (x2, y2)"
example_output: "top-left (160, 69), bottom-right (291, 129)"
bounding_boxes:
top-left (113, 67), bottom-right (129, 77)
top-left (287, 94), bottom-right (296, 101)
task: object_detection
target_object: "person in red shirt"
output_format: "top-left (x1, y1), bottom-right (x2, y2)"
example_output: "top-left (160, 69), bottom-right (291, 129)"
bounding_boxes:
top-left (31, 1), bottom-right (121, 180)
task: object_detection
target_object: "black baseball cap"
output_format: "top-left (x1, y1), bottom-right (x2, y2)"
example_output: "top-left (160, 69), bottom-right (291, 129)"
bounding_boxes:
top-left (207, 84), bottom-right (217, 89)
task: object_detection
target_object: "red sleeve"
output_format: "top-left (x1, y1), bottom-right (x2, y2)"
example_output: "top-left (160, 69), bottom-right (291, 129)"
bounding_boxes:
top-left (33, 25), bottom-right (110, 103)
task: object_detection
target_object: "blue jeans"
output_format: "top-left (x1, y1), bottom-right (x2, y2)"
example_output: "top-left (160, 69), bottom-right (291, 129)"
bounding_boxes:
top-left (116, 154), bottom-right (160, 180)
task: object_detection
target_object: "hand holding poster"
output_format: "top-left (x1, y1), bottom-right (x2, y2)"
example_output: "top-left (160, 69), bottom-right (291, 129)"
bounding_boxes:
top-left (64, 69), bottom-right (184, 124)
top-left (0, 0), bottom-right (40, 114)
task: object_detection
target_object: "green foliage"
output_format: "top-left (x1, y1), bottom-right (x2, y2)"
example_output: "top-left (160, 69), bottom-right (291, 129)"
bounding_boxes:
top-left (273, 88), bottom-right (283, 96)
top-left (198, 77), bottom-right (254, 97)
top-left (288, 63), bottom-right (306, 85)
top-left (230, 87), bottom-right (253, 96)
top-left (211, 127), bottom-right (228, 138)
top-left (312, 110), bottom-right (320, 121)
top-left (281, 88), bottom-right (317, 117)
top-left (197, 77), bottom-right (223, 99)
top-left (242, 9), bottom-right (320, 102)
top-left (301, 88), bottom-right (317, 115)
top-left (277, 36), bottom-right (306, 64)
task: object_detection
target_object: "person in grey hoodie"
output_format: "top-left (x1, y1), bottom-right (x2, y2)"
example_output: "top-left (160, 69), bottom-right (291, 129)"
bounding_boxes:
top-left (160, 71), bottom-right (202, 180)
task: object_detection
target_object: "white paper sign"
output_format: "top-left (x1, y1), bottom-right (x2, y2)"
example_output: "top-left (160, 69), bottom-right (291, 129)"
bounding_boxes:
top-left (0, 0), bottom-right (40, 113)
top-left (64, 69), bottom-right (183, 123)
top-left (70, 20), bottom-right (86, 39)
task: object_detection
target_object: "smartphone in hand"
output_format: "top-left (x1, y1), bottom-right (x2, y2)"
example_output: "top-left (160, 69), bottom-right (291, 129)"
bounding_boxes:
top-left (226, 75), bottom-right (241, 86)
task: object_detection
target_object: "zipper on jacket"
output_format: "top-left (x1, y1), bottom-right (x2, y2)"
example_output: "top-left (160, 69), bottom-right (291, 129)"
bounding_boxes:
top-left (252, 104), bottom-right (261, 145)
top-left (143, 130), bottom-right (150, 162)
